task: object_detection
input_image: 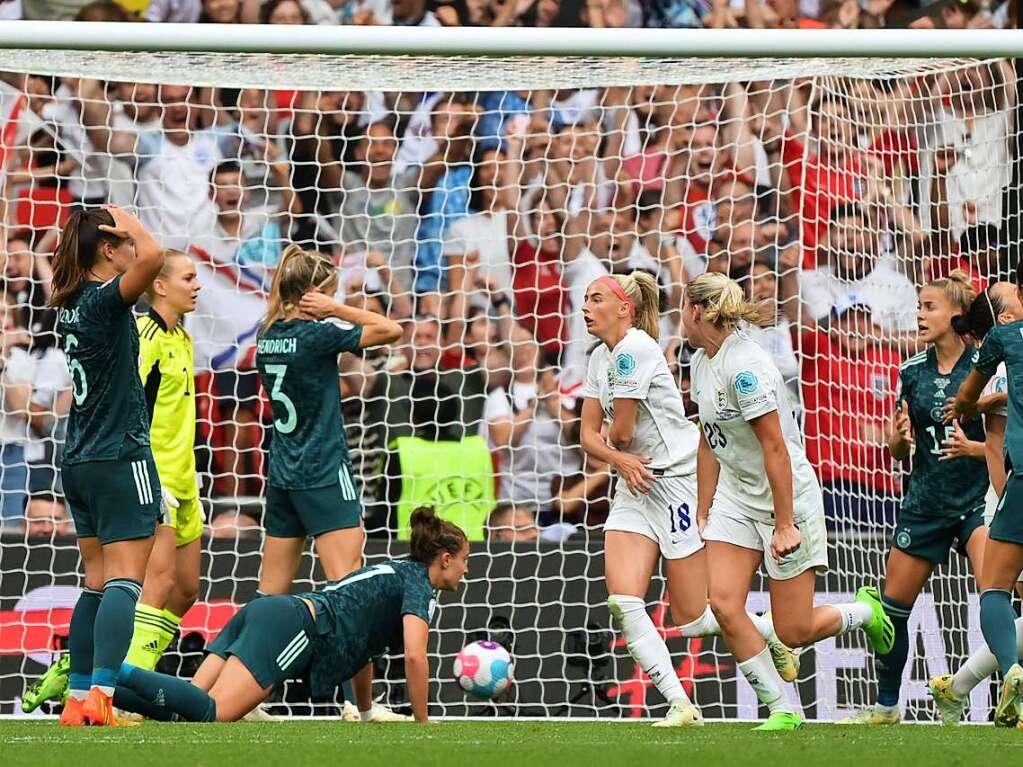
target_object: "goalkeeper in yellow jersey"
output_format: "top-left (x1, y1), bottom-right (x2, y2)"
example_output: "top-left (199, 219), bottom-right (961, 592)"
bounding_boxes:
top-left (125, 250), bottom-right (203, 671)
top-left (22, 251), bottom-right (202, 713)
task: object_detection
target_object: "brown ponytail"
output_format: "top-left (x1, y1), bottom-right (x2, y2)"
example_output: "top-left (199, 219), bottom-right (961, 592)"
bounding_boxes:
top-left (409, 507), bottom-right (467, 564)
top-left (261, 244), bottom-right (336, 332)
top-left (49, 209), bottom-right (121, 308)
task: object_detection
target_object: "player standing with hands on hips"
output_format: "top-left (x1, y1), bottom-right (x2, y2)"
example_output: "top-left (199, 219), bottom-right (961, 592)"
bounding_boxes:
top-left (580, 272), bottom-right (797, 728)
top-left (49, 206), bottom-right (166, 726)
top-left (685, 272), bottom-right (894, 732)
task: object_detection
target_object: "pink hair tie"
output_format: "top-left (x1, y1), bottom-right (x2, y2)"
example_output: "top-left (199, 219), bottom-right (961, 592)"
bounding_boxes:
top-left (597, 275), bottom-right (633, 315)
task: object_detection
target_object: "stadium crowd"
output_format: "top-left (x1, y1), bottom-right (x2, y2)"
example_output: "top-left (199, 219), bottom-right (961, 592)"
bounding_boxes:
top-left (0, 0), bottom-right (1018, 544)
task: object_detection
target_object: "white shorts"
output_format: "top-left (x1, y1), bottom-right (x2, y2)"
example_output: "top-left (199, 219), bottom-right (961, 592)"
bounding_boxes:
top-left (605, 473), bottom-right (703, 560)
top-left (702, 487), bottom-right (829, 580)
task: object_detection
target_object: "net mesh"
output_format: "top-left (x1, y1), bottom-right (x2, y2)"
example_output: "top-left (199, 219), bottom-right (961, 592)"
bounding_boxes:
top-left (0, 50), bottom-right (1015, 721)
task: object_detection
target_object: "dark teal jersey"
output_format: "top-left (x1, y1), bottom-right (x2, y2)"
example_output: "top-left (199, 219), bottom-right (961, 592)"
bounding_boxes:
top-left (56, 276), bottom-right (150, 464)
top-left (256, 318), bottom-right (363, 489)
top-left (975, 320), bottom-right (1023, 472)
top-left (303, 558), bottom-right (437, 697)
top-left (898, 345), bottom-right (988, 517)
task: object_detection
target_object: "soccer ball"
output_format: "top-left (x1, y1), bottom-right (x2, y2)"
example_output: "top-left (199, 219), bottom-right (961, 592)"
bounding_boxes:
top-left (453, 640), bottom-right (514, 699)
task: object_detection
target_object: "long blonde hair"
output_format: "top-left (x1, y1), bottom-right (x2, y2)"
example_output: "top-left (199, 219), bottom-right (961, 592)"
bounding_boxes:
top-left (685, 272), bottom-right (767, 329)
top-left (926, 269), bottom-right (976, 337)
top-left (606, 271), bottom-right (661, 342)
top-left (262, 244), bottom-right (336, 332)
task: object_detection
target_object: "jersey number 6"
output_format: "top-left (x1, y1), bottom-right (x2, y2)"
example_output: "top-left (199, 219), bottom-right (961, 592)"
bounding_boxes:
top-left (265, 364), bottom-right (297, 434)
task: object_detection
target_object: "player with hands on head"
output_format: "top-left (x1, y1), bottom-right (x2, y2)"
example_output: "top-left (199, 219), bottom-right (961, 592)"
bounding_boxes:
top-left (579, 271), bottom-right (797, 729)
top-left (254, 244), bottom-right (402, 720)
top-left (48, 205), bottom-right (166, 726)
top-left (685, 272), bottom-right (894, 732)
top-left (111, 508), bottom-right (467, 724)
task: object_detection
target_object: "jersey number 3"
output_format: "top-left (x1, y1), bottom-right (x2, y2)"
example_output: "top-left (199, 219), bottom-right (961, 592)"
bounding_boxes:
top-left (265, 364), bottom-right (297, 434)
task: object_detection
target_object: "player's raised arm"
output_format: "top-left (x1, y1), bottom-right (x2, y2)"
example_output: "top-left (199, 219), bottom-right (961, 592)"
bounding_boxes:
top-left (98, 206), bottom-right (165, 304)
top-left (298, 290), bottom-right (402, 348)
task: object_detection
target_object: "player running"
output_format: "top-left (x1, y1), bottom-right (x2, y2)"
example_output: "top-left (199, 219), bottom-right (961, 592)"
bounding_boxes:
top-left (255, 244), bottom-right (402, 720)
top-left (839, 271), bottom-right (988, 725)
top-left (579, 272), bottom-right (797, 729)
top-left (111, 508), bottom-right (466, 723)
top-left (49, 206), bottom-right (166, 726)
top-left (930, 280), bottom-right (1023, 725)
top-left (684, 273), bottom-right (893, 732)
top-left (942, 270), bottom-right (1023, 727)
top-left (23, 251), bottom-right (204, 712)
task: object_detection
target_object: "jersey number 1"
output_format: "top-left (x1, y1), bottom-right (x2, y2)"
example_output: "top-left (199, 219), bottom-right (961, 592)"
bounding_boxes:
top-left (265, 364), bottom-right (297, 434)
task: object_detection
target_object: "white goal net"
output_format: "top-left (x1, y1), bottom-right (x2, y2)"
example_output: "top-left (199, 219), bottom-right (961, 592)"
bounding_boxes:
top-left (0, 29), bottom-right (1017, 722)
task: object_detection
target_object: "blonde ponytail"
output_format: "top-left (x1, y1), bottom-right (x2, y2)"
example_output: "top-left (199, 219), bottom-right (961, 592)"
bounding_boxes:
top-left (262, 244), bottom-right (336, 332)
top-left (686, 272), bottom-right (767, 330)
top-left (605, 271), bottom-right (662, 342)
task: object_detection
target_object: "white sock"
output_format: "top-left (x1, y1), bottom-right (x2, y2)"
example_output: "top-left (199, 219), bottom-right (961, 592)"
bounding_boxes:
top-left (608, 594), bottom-right (690, 706)
top-left (93, 684), bottom-right (115, 697)
top-left (67, 689), bottom-right (88, 701)
top-left (737, 646), bottom-right (794, 715)
top-left (832, 602), bottom-right (874, 635)
top-left (952, 616), bottom-right (1023, 698)
top-left (678, 605), bottom-right (721, 637)
top-left (748, 612), bottom-right (779, 645)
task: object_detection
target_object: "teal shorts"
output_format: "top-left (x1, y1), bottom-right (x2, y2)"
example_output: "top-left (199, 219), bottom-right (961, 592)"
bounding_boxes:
top-left (892, 505), bottom-right (985, 564)
top-left (265, 472), bottom-right (362, 539)
top-left (207, 595), bottom-right (315, 689)
top-left (63, 443), bottom-right (162, 544)
top-left (990, 470), bottom-right (1023, 546)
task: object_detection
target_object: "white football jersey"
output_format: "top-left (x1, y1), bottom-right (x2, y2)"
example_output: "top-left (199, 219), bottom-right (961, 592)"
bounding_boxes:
top-left (691, 331), bottom-right (820, 520)
top-left (982, 361), bottom-right (1008, 418)
top-left (583, 328), bottom-right (698, 476)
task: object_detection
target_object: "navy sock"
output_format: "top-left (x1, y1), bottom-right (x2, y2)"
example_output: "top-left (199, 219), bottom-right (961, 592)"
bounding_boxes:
top-left (112, 685), bottom-right (177, 721)
top-left (119, 663), bottom-right (217, 722)
top-left (876, 595), bottom-right (913, 708)
top-left (980, 589), bottom-right (1019, 677)
top-left (68, 588), bottom-right (103, 695)
top-left (92, 578), bottom-right (142, 690)
top-left (341, 680), bottom-right (355, 705)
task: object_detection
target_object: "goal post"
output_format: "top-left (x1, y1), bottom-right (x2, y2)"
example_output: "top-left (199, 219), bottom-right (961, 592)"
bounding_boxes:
top-left (0, 25), bottom-right (1018, 721)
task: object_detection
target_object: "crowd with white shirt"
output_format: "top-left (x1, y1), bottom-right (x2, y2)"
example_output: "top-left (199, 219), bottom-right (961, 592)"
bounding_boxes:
top-left (0, 2), bottom-right (1018, 541)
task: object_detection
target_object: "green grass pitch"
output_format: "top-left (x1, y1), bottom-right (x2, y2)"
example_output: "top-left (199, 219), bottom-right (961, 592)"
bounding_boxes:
top-left (3, 720), bottom-right (1022, 767)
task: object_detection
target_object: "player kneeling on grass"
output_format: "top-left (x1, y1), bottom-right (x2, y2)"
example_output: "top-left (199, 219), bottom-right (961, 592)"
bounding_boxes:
top-left (111, 508), bottom-right (467, 723)
top-left (579, 273), bottom-right (798, 728)
top-left (684, 273), bottom-right (894, 732)
top-left (929, 280), bottom-right (1023, 726)
top-left (943, 265), bottom-right (1023, 728)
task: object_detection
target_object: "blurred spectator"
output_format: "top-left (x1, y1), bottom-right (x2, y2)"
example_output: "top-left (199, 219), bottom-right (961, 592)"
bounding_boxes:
top-left (487, 503), bottom-right (540, 542)
top-left (484, 329), bottom-right (580, 521)
top-left (748, 246), bottom-right (800, 405)
top-left (200, 0), bottom-right (241, 21)
top-left (24, 495), bottom-right (72, 538)
top-left (801, 303), bottom-right (901, 527)
top-left (260, 0), bottom-right (308, 22)
top-left (145, 0), bottom-right (202, 22)
top-left (799, 204), bottom-right (918, 337)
